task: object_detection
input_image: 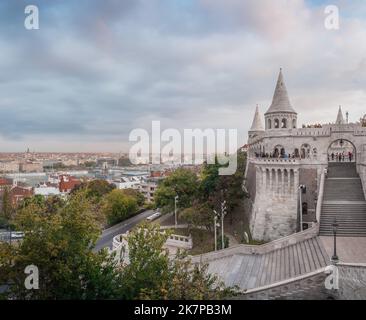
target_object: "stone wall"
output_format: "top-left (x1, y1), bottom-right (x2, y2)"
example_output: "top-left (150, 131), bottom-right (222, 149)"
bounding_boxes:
top-left (245, 162), bottom-right (256, 200)
top-left (249, 163), bottom-right (299, 241)
top-left (299, 168), bottom-right (318, 223)
top-left (337, 264), bottom-right (366, 299)
top-left (238, 269), bottom-right (331, 300)
top-left (237, 263), bottom-right (366, 300)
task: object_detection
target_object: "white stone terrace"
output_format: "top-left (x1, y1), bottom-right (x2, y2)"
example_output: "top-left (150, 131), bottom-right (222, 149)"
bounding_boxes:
top-left (249, 123), bottom-right (366, 145)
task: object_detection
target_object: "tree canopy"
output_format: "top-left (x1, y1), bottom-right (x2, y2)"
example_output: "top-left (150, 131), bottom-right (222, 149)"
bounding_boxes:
top-left (154, 168), bottom-right (199, 213)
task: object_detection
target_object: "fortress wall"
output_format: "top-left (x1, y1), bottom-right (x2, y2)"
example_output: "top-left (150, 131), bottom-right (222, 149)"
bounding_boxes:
top-left (249, 163), bottom-right (299, 241)
top-left (245, 162), bottom-right (257, 200)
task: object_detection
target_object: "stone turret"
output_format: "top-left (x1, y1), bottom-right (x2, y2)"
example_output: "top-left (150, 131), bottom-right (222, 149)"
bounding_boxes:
top-left (249, 105), bottom-right (264, 139)
top-left (335, 106), bottom-right (345, 125)
top-left (264, 69), bottom-right (297, 130)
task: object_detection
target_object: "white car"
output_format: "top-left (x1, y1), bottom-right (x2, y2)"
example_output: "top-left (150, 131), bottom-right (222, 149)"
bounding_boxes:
top-left (146, 212), bottom-right (162, 221)
top-left (10, 232), bottom-right (25, 239)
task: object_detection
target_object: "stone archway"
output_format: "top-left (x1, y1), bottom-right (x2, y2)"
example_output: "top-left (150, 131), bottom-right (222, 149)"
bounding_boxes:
top-left (328, 139), bottom-right (356, 163)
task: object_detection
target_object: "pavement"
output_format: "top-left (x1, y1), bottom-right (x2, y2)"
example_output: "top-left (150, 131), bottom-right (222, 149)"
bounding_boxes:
top-left (94, 209), bottom-right (154, 251)
top-left (320, 236), bottom-right (366, 264)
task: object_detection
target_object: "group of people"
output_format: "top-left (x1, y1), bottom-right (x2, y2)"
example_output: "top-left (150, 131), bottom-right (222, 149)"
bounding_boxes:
top-left (254, 152), bottom-right (302, 159)
top-left (328, 151), bottom-right (354, 162)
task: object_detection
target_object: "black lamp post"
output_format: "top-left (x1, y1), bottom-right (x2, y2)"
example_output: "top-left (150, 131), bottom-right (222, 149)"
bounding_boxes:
top-left (331, 218), bottom-right (339, 264)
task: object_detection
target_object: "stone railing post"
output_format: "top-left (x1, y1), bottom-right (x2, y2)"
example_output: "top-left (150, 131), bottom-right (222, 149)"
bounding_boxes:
top-left (316, 169), bottom-right (326, 224)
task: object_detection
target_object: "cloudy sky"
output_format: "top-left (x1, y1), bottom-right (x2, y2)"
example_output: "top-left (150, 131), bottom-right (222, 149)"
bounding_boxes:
top-left (0, 0), bottom-right (366, 152)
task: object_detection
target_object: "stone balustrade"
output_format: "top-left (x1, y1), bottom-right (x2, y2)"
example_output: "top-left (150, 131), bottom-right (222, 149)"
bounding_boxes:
top-left (191, 223), bottom-right (319, 264)
top-left (239, 267), bottom-right (329, 300)
top-left (239, 262), bottom-right (366, 300)
top-left (166, 234), bottom-right (193, 249)
top-left (110, 228), bottom-right (193, 263)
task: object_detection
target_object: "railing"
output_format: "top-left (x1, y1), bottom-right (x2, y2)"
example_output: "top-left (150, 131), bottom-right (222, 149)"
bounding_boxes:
top-left (191, 223), bottom-right (319, 264)
top-left (251, 158), bottom-right (298, 164)
top-left (316, 168), bottom-right (326, 223)
top-left (111, 228), bottom-right (193, 260)
top-left (166, 234), bottom-right (193, 249)
top-left (240, 267), bottom-right (327, 299)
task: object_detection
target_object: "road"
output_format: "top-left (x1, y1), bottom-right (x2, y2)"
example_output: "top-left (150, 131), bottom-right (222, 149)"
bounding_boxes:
top-left (94, 209), bottom-right (154, 251)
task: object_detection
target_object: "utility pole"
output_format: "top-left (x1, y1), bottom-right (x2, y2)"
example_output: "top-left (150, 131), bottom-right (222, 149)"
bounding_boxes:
top-left (221, 200), bottom-right (227, 249)
top-left (213, 210), bottom-right (218, 251)
top-left (174, 195), bottom-right (179, 228)
top-left (8, 225), bottom-right (12, 245)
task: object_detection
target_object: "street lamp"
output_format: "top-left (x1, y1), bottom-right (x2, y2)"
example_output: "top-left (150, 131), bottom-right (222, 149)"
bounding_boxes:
top-left (213, 210), bottom-right (219, 251)
top-left (332, 218), bottom-right (339, 264)
top-left (298, 185), bottom-right (306, 232)
top-left (174, 195), bottom-right (179, 228)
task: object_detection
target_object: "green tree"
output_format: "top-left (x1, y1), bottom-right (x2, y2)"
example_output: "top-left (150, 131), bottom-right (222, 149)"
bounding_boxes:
top-left (102, 189), bottom-right (138, 225)
top-left (180, 202), bottom-right (213, 231)
top-left (72, 179), bottom-right (116, 201)
top-left (121, 188), bottom-right (145, 207)
top-left (0, 186), bottom-right (13, 225)
top-left (199, 151), bottom-right (247, 214)
top-left (154, 168), bottom-right (199, 213)
top-left (120, 223), bottom-right (236, 299)
top-left (0, 191), bottom-right (122, 300)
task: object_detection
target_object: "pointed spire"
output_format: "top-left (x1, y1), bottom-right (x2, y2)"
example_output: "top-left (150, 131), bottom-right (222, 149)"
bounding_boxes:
top-left (265, 69), bottom-right (296, 115)
top-left (250, 104), bottom-right (264, 131)
top-left (335, 105), bottom-right (345, 124)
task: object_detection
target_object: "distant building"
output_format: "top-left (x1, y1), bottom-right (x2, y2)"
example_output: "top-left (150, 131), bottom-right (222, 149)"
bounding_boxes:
top-left (10, 185), bottom-right (34, 206)
top-left (112, 176), bottom-right (141, 190)
top-left (96, 158), bottom-right (117, 169)
top-left (0, 161), bottom-right (19, 173)
top-left (139, 177), bottom-right (163, 203)
top-left (19, 162), bottom-right (43, 173)
top-left (0, 178), bottom-right (13, 191)
top-left (58, 175), bottom-right (81, 193)
top-left (34, 182), bottom-right (61, 197)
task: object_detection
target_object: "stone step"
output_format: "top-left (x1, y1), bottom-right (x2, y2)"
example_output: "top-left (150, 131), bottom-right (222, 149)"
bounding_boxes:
top-left (205, 237), bottom-right (329, 291)
top-left (320, 163), bottom-right (366, 236)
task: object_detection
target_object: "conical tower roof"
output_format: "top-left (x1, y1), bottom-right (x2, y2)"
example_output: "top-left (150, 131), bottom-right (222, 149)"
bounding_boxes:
top-left (265, 69), bottom-right (296, 115)
top-left (249, 105), bottom-right (264, 131)
top-left (335, 106), bottom-right (345, 124)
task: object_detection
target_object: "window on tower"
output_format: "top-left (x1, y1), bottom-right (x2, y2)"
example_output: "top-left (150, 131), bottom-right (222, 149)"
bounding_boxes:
top-left (274, 119), bottom-right (280, 128)
top-left (281, 118), bottom-right (287, 128)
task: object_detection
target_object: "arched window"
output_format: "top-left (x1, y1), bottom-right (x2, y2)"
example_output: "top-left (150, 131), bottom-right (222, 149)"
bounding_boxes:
top-left (274, 145), bottom-right (285, 158)
top-left (292, 119), bottom-right (296, 128)
top-left (281, 118), bottom-right (287, 128)
top-left (274, 119), bottom-right (280, 128)
top-left (280, 148), bottom-right (286, 157)
top-left (268, 119), bottom-right (272, 129)
top-left (301, 144), bottom-right (311, 159)
top-left (294, 148), bottom-right (300, 158)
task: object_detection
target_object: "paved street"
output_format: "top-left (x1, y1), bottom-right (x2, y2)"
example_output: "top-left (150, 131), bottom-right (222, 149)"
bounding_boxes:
top-left (94, 209), bottom-right (154, 251)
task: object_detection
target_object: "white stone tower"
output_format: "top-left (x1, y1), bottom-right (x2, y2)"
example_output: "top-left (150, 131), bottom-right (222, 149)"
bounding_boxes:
top-left (249, 104), bottom-right (264, 139)
top-left (264, 69), bottom-right (297, 130)
top-left (335, 106), bottom-right (345, 124)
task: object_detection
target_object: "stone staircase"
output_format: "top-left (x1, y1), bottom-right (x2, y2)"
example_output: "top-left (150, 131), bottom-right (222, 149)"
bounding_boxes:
top-left (206, 237), bottom-right (329, 291)
top-left (320, 163), bottom-right (366, 236)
